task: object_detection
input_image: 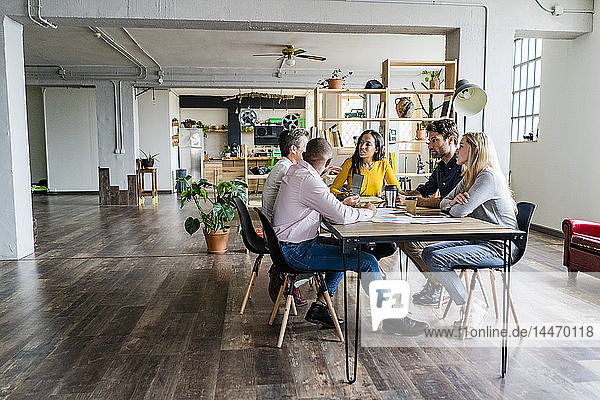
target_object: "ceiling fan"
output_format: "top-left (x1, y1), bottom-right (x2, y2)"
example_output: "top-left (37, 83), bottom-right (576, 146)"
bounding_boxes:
top-left (253, 44), bottom-right (326, 67)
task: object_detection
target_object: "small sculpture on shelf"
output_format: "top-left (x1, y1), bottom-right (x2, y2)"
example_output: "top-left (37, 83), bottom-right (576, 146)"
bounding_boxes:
top-left (416, 154), bottom-right (426, 174)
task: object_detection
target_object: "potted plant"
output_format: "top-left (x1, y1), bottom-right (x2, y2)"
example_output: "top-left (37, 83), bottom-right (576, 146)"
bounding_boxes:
top-left (182, 118), bottom-right (196, 128)
top-left (317, 69), bottom-right (353, 89)
top-left (177, 176), bottom-right (248, 253)
top-left (412, 82), bottom-right (445, 141)
top-left (422, 69), bottom-right (443, 89)
top-left (222, 144), bottom-right (232, 158)
top-left (196, 120), bottom-right (208, 138)
top-left (416, 120), bottom-right (430, 141)
top-left (140, 150), bottom-right (159, 168)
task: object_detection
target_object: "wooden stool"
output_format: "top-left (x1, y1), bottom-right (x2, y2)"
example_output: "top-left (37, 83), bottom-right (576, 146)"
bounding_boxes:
top-left (136, 159), bottom-right (158, 205)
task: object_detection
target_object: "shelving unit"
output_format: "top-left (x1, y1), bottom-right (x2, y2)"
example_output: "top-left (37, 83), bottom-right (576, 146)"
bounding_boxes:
top-left (314, 59), bottom-right (457, 188)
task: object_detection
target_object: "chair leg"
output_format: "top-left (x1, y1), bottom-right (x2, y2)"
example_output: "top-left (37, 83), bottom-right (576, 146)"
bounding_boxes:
top-left (315, 273), bottom-right (344, 343)
top-left (460, 271), bottom-right (479, 340)
top-left (240, 271), bottom-right (256, 315)
top-left (247, 254), bottom-right (263, 300)
top-left (508, 290), bottom-right (520, 331)
top-left (475, 270), bottom-right (490, 308)
top-left (291, 297), bottom-right (298, 316)
top-left (489, 270), bottom-right (499, 319)
top-left (269, 275), bottom-right (288, 325)
top-left (500, 272), bottom-right (521, 331)
top-left (277, 276), bottom-right (296, 348)
top-left (277, 294), bottom-right (294, 348)
top-left (240, 254), bottom-right (263, 315)
top-left (442, 270), bottom-right (464, 319)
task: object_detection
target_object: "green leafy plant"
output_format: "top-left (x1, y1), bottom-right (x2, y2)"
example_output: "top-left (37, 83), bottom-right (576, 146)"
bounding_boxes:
top-left (140, 150), bottom-right (159, 161)
top-left (421, 69), bottom-right (442, 83)
top-left (177, 176), bottom-right (248, 234)
top-left (32, 185), bottom-right (48, 193)
top-left (222, 144), bottom-right (232, 156)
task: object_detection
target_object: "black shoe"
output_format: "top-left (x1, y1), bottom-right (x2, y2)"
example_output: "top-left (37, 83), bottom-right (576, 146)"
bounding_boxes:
top-left (412, 285), bottom-right (442, 306)
top-left (305, 302), bottom-right (344, 329)
top-left (412, 280), bottom-right (433, 300)
top-left (381, 317), bottom-right (429, 336)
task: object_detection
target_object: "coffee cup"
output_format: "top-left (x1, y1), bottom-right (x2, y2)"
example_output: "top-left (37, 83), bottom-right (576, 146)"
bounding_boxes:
top-left (406, 197), bottom-right (417, 214)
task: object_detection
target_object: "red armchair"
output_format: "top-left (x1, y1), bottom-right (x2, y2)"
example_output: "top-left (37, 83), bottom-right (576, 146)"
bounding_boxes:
top-left (562, 219), bottom-right (600, 281)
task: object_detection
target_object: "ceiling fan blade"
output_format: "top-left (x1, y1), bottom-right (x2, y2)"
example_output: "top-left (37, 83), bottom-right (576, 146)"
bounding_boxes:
top-left (296, 54), bottom-right (327, 61)
top-left (293, 49), bottom-right (306, 55)
top-left (252, 53), bottom-right (283, 57)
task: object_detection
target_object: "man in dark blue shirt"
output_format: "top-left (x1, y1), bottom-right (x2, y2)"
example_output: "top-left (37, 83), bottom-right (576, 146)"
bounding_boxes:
top-left (396, 120), bottom-right (463, 306)
top-left (397, 119), bottom-right (462, 208)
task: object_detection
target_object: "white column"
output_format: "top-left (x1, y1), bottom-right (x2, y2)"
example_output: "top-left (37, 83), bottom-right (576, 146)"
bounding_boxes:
top-left (0, 16), bottom-right (34, 259)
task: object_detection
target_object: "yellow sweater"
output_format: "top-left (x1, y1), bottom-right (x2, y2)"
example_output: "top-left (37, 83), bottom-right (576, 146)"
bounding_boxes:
top-left (330, 158), bottom-right (401, 196)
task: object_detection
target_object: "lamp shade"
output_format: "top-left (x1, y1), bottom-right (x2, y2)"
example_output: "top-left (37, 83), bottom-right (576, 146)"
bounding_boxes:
top-left (452, 79), bottom-right (487, 116)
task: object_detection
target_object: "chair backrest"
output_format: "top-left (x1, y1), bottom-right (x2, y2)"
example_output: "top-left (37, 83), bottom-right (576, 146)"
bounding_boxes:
top-left (512, 201), bottom-right (536, 264)
top-left (255, 207), bottom-right (299, 274)
top-left (233, 197), bottom-right (267, 254)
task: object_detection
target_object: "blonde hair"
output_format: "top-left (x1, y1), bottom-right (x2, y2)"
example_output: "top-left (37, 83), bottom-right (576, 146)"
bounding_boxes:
top-left (461, 132), bottom-right (507, 193)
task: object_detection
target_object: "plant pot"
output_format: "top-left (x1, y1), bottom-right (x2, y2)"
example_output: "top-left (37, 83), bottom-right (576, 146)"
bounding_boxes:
top-left (203, 227), bottom-right (231, 254)
top-left (416, 129), bottom-right (428, 141)
top-left (429, 78), bottom-right (440, 90)
top-left (141, 159), bottom-right (154, 169)
top-left (328, 78), bottom-right (344, 89)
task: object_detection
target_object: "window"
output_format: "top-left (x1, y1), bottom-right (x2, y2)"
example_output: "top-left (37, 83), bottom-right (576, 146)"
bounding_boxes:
top-left (511, 38), bottom-right (542, 142)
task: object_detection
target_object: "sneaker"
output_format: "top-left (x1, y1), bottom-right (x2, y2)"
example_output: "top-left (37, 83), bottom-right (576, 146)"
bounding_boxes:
top-left (292, 287), bottom-right (308, 307)
top-left (268, 266), bottom-right (284, 303)
top-left (412, 280), bottom-right (433, 300)
top-left (305, 302), bottom-right (344, 329)
top-left (453, 299), bottom-right (488, 330)
top-left (412, 285), bottom-right (442, 306)
top-left (380, 317), bottom-right (429, 336)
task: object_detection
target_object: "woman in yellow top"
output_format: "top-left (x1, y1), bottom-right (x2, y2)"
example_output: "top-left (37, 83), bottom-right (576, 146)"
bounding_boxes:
top-left (331, 129), bottom-right (401, 197)
top-left (330, 129), bottom-right (398, 261)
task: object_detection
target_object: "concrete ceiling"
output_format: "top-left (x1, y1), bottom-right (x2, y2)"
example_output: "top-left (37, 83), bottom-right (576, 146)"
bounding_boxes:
top-left (23, 26), bottom-right (445, 78)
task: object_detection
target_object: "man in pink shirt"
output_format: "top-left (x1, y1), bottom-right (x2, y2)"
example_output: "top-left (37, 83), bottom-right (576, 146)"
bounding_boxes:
top-left (272, 138), bottom-right (381, 327)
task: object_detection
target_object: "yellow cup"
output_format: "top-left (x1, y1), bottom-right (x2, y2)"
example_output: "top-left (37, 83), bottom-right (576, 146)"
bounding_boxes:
top-left (406, 199), bottom-right (417, 214)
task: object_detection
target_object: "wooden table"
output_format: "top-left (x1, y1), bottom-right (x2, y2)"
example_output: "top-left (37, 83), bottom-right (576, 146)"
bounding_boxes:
top-left (324, 216), bottom-right (525, 383)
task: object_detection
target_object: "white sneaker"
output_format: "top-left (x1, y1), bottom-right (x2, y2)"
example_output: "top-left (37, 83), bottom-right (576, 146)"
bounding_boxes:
top-left (465, 299), bottom-right (488, 330)
top-left (453, 299), bottom-right (488, 330)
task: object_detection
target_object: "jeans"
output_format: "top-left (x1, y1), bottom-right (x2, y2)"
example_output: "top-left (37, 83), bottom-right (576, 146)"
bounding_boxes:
top-left (422, 240), bottom-right (505, 305)
top-left (281, 236), bottom-right (382, 296)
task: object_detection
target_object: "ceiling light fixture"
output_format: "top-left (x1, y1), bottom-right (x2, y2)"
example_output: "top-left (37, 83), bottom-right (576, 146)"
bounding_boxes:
top-left (286, 57), bottom-right (296, 67)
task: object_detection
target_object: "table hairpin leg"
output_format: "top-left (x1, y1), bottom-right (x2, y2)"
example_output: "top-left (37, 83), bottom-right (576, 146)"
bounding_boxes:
top-left (343, 240), bottom-right (361, 384)
top-left (501, 239), bottom-right (512, 377)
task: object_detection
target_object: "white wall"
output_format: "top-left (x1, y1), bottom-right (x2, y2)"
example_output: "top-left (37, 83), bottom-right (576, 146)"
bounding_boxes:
top-left (137, 89), bottom-right (173, 191)
top-left (510, 18), bottom-right (600, 231)
top-left (44, 87), bottom-right (98, 191)
top-left (26, 86), bottom-right (46, 184)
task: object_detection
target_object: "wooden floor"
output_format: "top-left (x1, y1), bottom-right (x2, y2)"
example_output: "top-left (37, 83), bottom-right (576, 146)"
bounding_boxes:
top-left (1, 194), bottom-right (600, 399)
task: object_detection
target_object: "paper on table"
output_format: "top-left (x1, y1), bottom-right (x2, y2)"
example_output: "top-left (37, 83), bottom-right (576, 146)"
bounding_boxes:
top-left (360, 196), bottom-right (384, 203)
top-left (372, 208), bottom-right (460, 224)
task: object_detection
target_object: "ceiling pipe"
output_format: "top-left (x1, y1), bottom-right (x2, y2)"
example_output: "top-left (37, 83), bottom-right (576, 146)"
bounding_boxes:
top-left (122, 28), bottom-right (164, 84)
top-left (533, 0), bottom-right (594, 15)
top-left (89, 27), bottom-right (147, 81)
top-left (26, 0), bottom-right (57, 28)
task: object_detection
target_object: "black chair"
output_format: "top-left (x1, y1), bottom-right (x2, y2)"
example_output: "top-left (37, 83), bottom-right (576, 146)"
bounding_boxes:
top-left (255, 208), bottom-right (344, 348)
top-left (442, 202), bottom-right (536, 336)
top-left (234, 196), bottom-right (268, 315)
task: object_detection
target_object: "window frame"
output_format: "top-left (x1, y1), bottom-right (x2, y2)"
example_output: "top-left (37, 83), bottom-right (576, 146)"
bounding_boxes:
top-left (511, 38), bottom-right (542, 143)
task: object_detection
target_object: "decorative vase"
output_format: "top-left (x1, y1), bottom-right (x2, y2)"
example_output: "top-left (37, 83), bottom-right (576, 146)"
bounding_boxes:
top-left (429, 78), bottom-right (440, 90)
top-left (203, 228), bottom-right (231, 254)
top-left (415, 129), bottom-right (428, 141)
top-left (395, 97), bottom-right (415, 118)
top-left (328, 78), bottom-right (344, 89)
